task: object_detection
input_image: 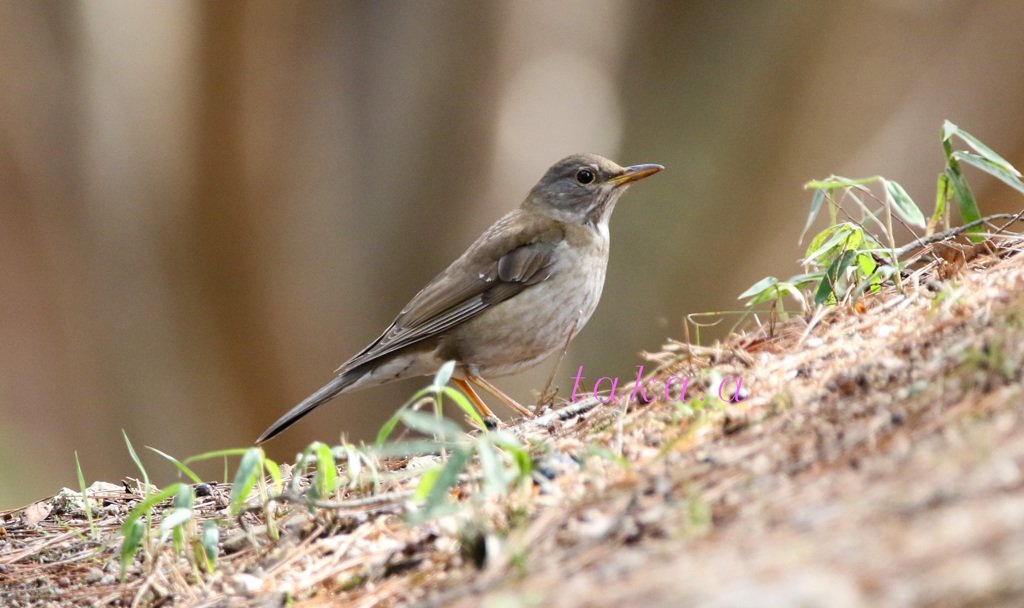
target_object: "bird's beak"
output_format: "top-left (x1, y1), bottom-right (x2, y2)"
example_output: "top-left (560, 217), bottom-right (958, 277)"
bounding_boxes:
top-left (608, 163), bottom-right (664, 186)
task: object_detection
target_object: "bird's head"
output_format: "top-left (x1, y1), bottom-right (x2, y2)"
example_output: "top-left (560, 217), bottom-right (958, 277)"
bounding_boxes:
top-left (523, 153), bottom-right (662, 227)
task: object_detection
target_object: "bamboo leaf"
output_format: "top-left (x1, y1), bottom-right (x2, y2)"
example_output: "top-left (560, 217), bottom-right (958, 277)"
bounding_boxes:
top-left (953, 151), bottom-right (1024, 196)
top-left (800, 188), bottom-right (826, 244)
top-left (738, 276), bottom-right (778, 300)
top-left (946, 121), bottom-right (1021, 177)
top-left (882, 180), bottom-right (925, 227)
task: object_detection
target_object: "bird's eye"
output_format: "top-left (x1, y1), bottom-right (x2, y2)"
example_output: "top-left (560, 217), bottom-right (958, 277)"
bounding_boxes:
top-left (575, 169), bottom-right (595, 185)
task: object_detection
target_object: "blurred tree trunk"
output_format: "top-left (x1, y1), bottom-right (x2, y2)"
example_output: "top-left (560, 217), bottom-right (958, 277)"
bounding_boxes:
top-left (0, 1), bottom-right (95, 504)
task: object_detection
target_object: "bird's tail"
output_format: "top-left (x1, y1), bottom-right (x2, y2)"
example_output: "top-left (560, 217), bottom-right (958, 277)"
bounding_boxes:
top-left (256, 369), bottom-right (362, 443)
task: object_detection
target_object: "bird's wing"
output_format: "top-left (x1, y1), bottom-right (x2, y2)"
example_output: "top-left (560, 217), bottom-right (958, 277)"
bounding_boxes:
top-left (339, 218), bottom-right (563, 372)
top-left (257, 232), bottom-right (558, 444)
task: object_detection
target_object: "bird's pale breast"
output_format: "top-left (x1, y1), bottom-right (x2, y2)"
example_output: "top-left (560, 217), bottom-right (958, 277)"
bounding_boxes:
top-left (445, 224), bottom-right (610, 377)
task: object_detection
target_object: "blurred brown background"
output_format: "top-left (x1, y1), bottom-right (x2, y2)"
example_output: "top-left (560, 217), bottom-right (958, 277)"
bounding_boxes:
top-left (2, 1), bottom-right (1023, 508)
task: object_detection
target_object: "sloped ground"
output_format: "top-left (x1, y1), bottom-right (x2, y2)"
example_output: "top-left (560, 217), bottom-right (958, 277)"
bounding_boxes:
top-left (3, 234), bottom-right (1024, 607)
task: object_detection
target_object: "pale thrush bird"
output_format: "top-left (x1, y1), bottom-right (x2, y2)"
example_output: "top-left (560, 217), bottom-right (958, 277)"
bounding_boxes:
top-left (257, 154), bottom-right (662, 443)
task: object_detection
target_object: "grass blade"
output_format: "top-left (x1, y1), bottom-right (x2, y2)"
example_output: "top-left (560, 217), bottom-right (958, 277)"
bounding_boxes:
top-left (230, 448), bottom-right (263, 515)
top-left (201, 520), bottom-right (218, 572)
top-left (147, 447), bottom-right (203, 484)
top-left (122, 431), bottom-right (150, 491)
top-left (74, 452), bottom-right (95, 538)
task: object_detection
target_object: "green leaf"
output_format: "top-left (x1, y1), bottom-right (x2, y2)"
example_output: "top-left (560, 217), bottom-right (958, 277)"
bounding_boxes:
top-left (845, 226), bottom-right (864, 250)
top-left (946, 122), bottom-right (1021, 177)
top-left (119, 483), bottom-right (182, 579)
top-left (882, 180), bottom-right (925, 227)
top-left (158, 484), bottom-right (195, 545)
top-left (442, 385), bottom-right (485, 428)
top-left (477, 440), bottom-right (504, 495)
top-left (489, 431), bottom-right (531, 480)
top-left (942, 123), bottom-right (984, 242)
top-left (805, 224), bottom-right (860, 266)
top-left (773, 282), bottom-right (809, 311)
top-left (201, 520), bottom-right (219, 572)
top-left (743, 287), bottom-right (781, 306)
top-left (478, 438), bottom-right (523, 496)
top-left (183, 448), bottom-right (251, 464)
top-left (800, 187), bottom-right (826, 244)
top-left (804, 223), bottom-right (846, 261)
top-left (121, 484), bottom-right (180, 534)
top-left (310, 441), bottom-right (338, 500)
top-left (814, 249), bottom-right (857, 306)
top-left (412, 466), bottom-right (442, 502)
top-left (147, 447), bottom-right (203, 484)
top-left (738, 276), bottom-right (779, 300)
top-left (953, 151), bottom-right (1024, 196)
top-left (944, 167), bottom-right (983, 242)
top-left (289, 445), bottom-right (317, 494)
top-left (122, 431), bottom-right (150, 491)
top-left (371, 439), bottom-right (450, 458)
top-left (376, 409), bottom-right (405, 445)
top-left (159, 504), bottom-right (193, 534)
top-left (745, 288), bottom-right (780, 306)
top-left (942, 128), bottom-right (956, 161)
top-left (786, 271), bottom-right (826, 289)
top-left (230, 448), bottom-right (263, 515)
top-left (432, 360), bottom-right (456, 391)
top-left (932, 173), bottom-right (950, 226)
top-left (941, 119), bottom-right (959, 142)
top-left (347, 446), bottom-right (362, 480)
top-left (853, 264), bottom-right (898, 300)
top-left (840, 189), bottom-right (887, 235)
top-left (119, 518), bottom-right (145, 581)
top-left (262, 457), bottom-right (282, 493)
top-left (398, 410), bottom-right (464, 439)
top-left (336, 444), bottom-right (366, 489)
top-left (172, 482), bottom-right (194, 509)
top-left (416, 447), bottom-right (470, 519)
top-left (805, 175), bottom-right (876, 190)
top-left (855, 253), bottom-right (877, 278)
top-left (74, 451), bottom-right (95, 536)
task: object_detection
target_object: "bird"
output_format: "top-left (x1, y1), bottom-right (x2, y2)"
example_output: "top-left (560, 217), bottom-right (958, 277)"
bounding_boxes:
top-left (257, 154), bottom-right (662, 443)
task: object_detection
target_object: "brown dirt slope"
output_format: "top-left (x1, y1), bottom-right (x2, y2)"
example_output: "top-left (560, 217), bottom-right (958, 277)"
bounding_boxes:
top-left (3, 236), bottom-right (1024, 607)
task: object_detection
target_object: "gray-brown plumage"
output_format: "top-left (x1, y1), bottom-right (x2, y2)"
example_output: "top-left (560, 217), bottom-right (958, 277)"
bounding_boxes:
top-left (257, 154), bottom-right (662, 443)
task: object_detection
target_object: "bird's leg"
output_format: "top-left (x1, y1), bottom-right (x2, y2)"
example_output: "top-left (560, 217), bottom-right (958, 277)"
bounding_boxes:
top-left (452, 378), bottom-right (498, 420)
top-left (469, 374), bottom-right (535, 418)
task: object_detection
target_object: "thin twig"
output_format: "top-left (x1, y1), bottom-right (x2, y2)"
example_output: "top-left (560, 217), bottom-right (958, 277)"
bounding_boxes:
top-left (893, 213), bottom-right (1023, 258)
